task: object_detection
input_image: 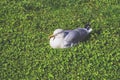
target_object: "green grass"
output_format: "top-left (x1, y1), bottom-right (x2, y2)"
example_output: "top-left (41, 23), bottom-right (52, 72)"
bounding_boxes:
top-left (0, 0), bottom-right (120, 80)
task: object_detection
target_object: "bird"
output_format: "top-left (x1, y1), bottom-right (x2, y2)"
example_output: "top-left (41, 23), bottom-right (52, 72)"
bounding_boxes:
top-left (49, 24), bottom-right (92, 48)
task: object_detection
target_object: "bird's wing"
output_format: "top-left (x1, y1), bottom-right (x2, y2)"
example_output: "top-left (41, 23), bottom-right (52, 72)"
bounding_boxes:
top-left (63, 30), bottom-right (71, 37)
top-left (64, 30), bottom-right (80, 42)
top-left (74, 28), bottom-right (88, 39)
top-left (62, 30), bottom-right (80, 47)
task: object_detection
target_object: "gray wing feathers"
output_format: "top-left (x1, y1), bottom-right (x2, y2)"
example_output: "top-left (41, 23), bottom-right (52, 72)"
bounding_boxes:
top-left (63, 28), bottom-right (89, 47)
top-left (64, 28), bottom-right (88, 42)
top-left (64, 31), bottom-right (79, 42)
top-left (74, 28), bottom-right (88, 40)
top-left (63, 31), bottom-right (79, 47)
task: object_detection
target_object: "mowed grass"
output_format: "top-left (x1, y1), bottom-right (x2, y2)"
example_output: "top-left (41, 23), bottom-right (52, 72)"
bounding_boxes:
top-left (0, 0), bottom-right (120, 80)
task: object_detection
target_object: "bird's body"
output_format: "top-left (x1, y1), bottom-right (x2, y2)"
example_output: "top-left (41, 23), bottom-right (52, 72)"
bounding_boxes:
top-left (49, 25), bottom-right (92, 48)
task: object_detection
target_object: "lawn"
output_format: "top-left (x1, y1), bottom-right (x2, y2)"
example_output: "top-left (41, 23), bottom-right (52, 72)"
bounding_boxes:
top-left (0, 0), bottom-right (120, 80)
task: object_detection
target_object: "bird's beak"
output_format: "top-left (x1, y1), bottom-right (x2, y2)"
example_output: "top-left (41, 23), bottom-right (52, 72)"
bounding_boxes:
top-left (49, 34), bottom-right (55, 39)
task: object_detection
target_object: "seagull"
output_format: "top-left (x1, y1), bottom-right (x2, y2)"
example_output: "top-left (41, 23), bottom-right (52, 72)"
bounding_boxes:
top-left (49, 24), bottom-right (92, 48)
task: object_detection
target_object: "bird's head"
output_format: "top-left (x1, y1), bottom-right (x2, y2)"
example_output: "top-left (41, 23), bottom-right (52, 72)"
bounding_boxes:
top-left (49, 29), bottom-right (64, 39)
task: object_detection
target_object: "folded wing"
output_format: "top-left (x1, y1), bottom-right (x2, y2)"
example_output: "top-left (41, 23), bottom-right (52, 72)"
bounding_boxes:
top-left (63, 28), bottom-right (89, 47)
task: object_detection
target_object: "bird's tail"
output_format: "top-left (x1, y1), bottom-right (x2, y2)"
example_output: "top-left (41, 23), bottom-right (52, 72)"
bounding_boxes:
top-left (84, 23), bottom-right (92, 33)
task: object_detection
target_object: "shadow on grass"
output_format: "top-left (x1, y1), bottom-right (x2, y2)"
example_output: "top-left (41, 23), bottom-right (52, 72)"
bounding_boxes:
top-left (83, 28), bottom-right (102, 42)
